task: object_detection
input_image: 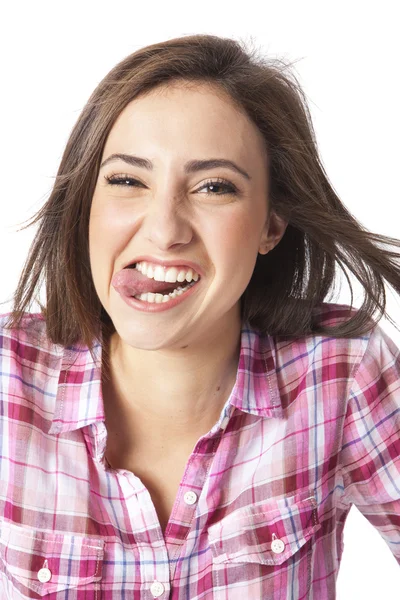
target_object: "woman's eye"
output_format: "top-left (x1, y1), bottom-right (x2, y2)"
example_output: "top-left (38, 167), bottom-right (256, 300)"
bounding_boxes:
top-left (104, 174), bottom-right (237, 196)
top-left (105, 175), bottom-right (141, 187)
top-left (197, 179), bottom-right (237, 196)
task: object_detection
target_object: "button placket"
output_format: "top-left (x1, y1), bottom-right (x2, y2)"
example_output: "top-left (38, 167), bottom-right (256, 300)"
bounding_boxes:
top-left (184, 491), bottom-right (198, 505)
top-left (150, 580), bottom-right (165, 597)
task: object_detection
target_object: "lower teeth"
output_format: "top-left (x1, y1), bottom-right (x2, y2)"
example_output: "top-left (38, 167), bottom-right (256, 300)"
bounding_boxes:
top-left (133, 280), bottom-right (197, 303)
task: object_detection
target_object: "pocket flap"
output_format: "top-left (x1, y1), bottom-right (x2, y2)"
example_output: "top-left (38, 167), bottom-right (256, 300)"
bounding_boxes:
top-left (207, 489), bottom-right (321, 566)
top-left (0, 520), bottom-right (105, 597)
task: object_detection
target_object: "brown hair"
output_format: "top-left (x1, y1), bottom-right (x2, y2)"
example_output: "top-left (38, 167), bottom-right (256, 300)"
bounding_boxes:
top-left (2, 33), bottom-right (400, 371)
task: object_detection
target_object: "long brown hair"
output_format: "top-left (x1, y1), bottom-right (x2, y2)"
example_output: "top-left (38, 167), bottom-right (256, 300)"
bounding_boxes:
top-left (2, 33), bottom-right (400, 371)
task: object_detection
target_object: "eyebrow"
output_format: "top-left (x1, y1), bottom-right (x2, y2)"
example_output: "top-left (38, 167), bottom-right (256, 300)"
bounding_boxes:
top-left (100, 153), bottom-right (252, 181)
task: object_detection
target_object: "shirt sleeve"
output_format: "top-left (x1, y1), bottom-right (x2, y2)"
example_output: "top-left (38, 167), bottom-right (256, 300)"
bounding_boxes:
top-left (339, 321), bottom-right (400, 564)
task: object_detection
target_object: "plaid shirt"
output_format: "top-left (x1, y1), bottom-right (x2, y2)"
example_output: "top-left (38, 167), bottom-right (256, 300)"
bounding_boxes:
top-left (0, 303), bottom-right (399, 599)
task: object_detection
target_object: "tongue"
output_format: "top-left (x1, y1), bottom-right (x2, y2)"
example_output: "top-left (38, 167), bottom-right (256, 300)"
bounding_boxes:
top-left (112, 268), bottom-right (183, 297)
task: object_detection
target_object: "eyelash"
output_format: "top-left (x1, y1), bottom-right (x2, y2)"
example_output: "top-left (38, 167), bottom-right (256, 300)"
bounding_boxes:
top-left (104, 174), bottom-right (238, 196)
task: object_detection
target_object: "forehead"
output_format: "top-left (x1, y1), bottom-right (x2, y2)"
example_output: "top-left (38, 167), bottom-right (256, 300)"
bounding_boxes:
top-left (104, 82), bottom-right (268, 165)
top-left (116, 81), bottom-right (243, 123)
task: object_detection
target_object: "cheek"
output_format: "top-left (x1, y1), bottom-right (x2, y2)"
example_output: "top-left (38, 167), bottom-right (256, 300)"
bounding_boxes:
top-left (215, 212), bottom-right (262, 256)
top-left (88, 206), bottom-right (120, 284)
top-left (205, 213), bottom-right (261, 289)
top-left (90, 200), bottom-right (128, 233)
top-left (89, 202), bottom-right (134, 256)
top-left (88, 213), bottom-right (108, 268)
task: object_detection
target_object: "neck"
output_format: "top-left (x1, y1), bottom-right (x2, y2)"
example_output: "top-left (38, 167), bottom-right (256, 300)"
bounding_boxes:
top-left (101, 313), bottom-right (242, 443)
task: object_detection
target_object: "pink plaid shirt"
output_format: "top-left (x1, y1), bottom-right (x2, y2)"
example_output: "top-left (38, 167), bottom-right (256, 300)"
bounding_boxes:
top-left (0, 302), bottom-right (399, 599)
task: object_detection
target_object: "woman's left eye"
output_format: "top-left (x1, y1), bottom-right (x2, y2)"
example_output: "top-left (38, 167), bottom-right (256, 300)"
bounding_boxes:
top-left (104, 174), bottom-right (237, 196)
top-left (197, 179), bottom-right (237, 196)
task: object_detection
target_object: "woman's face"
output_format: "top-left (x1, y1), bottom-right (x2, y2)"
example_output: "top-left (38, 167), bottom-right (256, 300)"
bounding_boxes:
top-left (89, 82), bottom-right (287, 351)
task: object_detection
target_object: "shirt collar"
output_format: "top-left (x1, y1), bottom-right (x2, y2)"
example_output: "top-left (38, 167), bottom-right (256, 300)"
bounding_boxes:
top-left (48, 320), bottom-right (283, 436)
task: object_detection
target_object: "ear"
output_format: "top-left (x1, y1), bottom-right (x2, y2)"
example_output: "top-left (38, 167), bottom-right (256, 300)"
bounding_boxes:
top-left (258, 211), bottom-right (288, 255)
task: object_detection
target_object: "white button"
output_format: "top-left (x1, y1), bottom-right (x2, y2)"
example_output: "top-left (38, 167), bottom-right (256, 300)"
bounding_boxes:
top-left (150, 580), bottom-right (165, 597)
top-left (271, 538), bottom-right (285, 554)
top-left (37, 567), bottom-right (52, 582)
top-left (184, 491), bottom-right (198, 505)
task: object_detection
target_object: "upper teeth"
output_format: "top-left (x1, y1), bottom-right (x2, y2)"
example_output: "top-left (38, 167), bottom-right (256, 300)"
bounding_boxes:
top-left (135, 261), bottom-right (200, 283)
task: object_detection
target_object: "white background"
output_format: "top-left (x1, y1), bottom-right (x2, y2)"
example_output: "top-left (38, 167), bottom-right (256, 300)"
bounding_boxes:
top-left (1, 1), bottom-right (399, 597)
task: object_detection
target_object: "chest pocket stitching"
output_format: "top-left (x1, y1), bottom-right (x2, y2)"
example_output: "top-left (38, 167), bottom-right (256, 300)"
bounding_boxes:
top-left (207, 490), bottom-right (321, 568)
top-left (0, 520), bottom-right (105, 596)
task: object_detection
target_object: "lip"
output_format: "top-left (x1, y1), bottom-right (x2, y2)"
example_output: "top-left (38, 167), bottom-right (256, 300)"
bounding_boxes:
top-left (116, 278), bottom-right (201, 312)
top-left (122, 255), bottom-right (204, 277)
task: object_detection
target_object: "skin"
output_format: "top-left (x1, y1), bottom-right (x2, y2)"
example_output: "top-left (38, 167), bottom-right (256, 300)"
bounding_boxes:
top-left (89, 81), bottom-right (288, 453)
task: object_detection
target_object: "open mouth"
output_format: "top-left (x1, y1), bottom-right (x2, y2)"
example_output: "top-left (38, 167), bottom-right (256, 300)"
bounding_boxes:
top-left (132, 279), bottom-right (199, 303)
top-left (124, 262), bottom-right (201, 304)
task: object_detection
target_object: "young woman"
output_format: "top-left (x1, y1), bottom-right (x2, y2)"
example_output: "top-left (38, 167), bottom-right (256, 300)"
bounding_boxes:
top-left (0, 33), bottom-right (399, 599)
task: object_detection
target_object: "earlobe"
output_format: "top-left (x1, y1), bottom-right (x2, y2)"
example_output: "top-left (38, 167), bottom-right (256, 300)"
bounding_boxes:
top-left (258, 244), bottom-right (269, 256)
top-left (259, 212), bottom-right (288, 255)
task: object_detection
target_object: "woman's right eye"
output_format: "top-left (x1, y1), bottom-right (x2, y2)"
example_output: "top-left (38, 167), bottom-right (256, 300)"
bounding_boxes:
top-left (104, 175), bottom-right (140, 187)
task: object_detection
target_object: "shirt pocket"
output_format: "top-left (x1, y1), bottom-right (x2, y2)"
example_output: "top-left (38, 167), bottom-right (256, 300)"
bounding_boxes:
top-left (207, 489), bottom-right (321, 599)
top-left (0, 520), bottom-right (105, 599)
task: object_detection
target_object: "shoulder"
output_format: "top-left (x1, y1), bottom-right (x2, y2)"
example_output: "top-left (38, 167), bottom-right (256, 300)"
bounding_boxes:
top-left (311, 302), bottom-right (399, 365)
top-left (0, 311), bottom-right (61, 359)
top-left (269, 302), bottom-right (398, 402)
top-left (272, 301), bottom-right (375, 362)
top-left (0, 311), bottom-right (65, 415)
top-left (312, 301), bottom-right (373, 329)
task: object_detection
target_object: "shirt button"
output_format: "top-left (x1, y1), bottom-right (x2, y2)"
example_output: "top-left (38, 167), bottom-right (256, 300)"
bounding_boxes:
top-left (271, 537), bottom-right (285, 554)
top-left (150, 581), bottom-right (165, 597)
top-left (184, 491), bottom-right (198, 505)
top-left (37, 567), bottom-right (52, 582)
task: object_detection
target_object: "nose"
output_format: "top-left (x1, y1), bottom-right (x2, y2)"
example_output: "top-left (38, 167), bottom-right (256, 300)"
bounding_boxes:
top-left (142, 191), bottom-right (194, 251)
